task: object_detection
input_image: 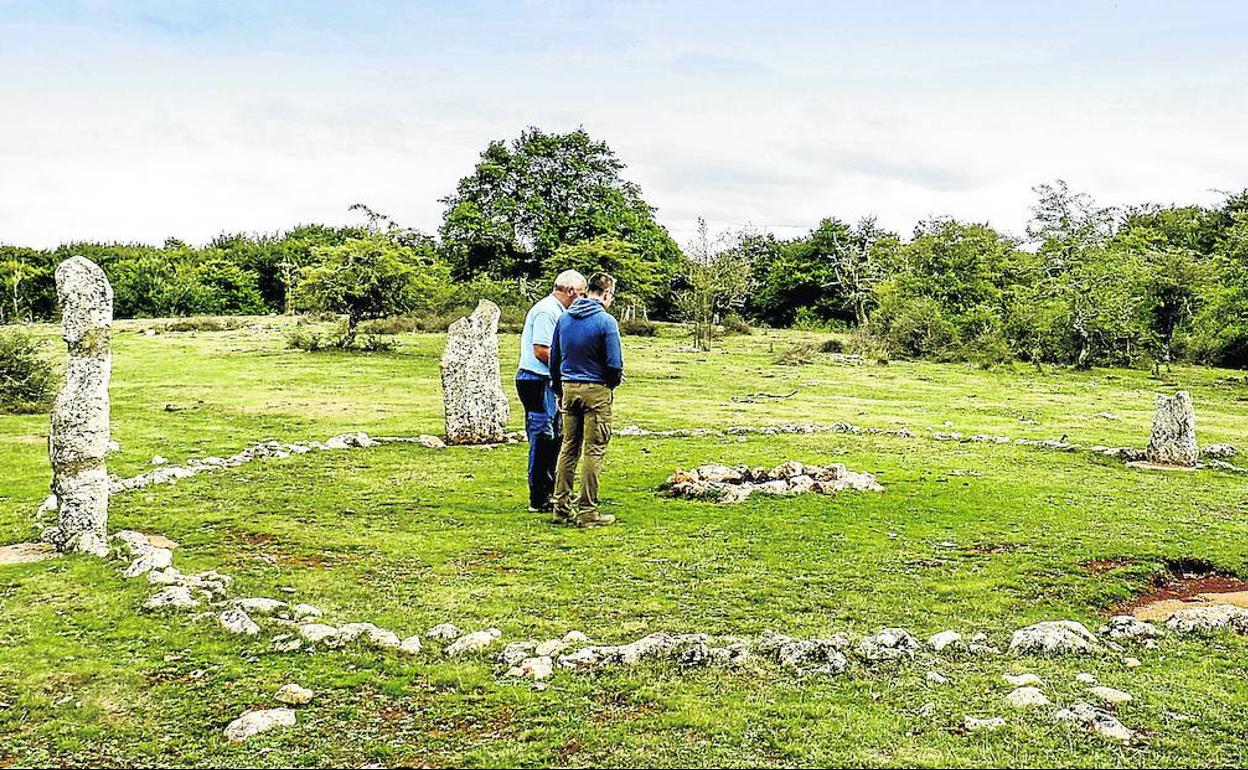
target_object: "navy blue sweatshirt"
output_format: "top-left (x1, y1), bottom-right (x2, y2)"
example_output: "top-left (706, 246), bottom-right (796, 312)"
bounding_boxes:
top-left (549, 297), bottom-right (623, 392)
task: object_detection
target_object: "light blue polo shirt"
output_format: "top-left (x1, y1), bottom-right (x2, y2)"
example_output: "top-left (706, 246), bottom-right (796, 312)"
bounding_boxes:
top-left (518, 294), bottom-right (566, 377)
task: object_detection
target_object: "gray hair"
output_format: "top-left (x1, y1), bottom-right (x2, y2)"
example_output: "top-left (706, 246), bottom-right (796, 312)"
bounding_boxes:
top-left (554, 269), bottom-right (588, 293)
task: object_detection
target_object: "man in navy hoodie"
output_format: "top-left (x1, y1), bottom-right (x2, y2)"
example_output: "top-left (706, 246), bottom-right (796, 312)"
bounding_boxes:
top-left (548, 272), bottom-right (623, 527)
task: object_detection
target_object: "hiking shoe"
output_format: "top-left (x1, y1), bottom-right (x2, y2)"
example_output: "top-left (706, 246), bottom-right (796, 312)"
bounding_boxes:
top-left (575, 512), bottom-right (616, 528)
top-left (528, 504), bottom-right (553, 513)
top-left (552, 508), bottom-right (576, 525)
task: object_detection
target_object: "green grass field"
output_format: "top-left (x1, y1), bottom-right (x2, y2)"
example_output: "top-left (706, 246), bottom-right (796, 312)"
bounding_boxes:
top-left (2, 318), bottom-right (1248, 767)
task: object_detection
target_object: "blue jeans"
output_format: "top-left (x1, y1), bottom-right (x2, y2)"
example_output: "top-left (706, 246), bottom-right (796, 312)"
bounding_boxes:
top-left (516, 370), bottom-right (560, 509)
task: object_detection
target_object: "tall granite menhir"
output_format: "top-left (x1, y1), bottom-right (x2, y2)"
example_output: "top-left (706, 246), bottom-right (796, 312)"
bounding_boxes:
top-left (440, 299), bottom-right (509, 444)
top-left (43, 256), bottom-right (113, 556)
top-left (1145, 391), bottom-right (1198, 467)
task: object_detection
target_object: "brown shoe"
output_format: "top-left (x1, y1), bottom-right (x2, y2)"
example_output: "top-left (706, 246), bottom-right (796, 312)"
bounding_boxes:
top-left (575, 512), bottom-right (616, 528)
top-left (552, 508), bottom-right (576, 525)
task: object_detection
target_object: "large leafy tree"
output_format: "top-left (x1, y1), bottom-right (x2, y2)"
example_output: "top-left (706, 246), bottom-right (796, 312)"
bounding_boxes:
top-left (439, 127), bottom-right (681, 291)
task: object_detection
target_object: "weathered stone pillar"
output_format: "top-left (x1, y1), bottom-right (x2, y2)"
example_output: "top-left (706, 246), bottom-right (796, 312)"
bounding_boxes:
top-left (43, 256), bottom-right (113, 556)
top-left (1145, 391), bottom-right (1198, 467)
top-left (440, 299), bottom-right (509, 444)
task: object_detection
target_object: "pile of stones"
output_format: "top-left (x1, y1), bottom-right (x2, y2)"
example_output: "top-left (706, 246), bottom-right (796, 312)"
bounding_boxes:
top-left (660, 460), bottom-right (883, 503)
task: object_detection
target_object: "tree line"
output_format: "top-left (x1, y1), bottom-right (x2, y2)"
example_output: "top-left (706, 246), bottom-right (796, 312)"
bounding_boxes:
top-left (1, 127), bottom-right (1245, 369)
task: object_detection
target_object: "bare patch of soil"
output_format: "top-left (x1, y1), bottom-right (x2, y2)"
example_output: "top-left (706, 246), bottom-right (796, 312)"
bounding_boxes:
top-left (1111, 558), bottom-right (1248, 620)
top-left (0, 542), bottom-right (59, 565)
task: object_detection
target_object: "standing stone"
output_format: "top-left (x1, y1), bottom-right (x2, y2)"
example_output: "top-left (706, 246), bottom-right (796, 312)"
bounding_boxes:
top-left (1145, 391), bottom-right (1198, 467)
top-left (440, 300), bottom-right (509, 444)
top-left (43, 256), bottom-right (113, 555)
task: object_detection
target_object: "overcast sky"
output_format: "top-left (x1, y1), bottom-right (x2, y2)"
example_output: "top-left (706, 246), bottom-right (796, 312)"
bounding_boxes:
top-left (1, 0), bottom-right (1246, 248)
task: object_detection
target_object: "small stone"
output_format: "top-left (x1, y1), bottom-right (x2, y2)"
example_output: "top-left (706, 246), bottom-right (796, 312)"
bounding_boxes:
top-left (535, 639), bottom-right (568, 657)
top-left (1054, 702), bottom-right (1134, 743)
top-left (446, 628), bottom-right (502, 657)
top-left (926, 671), bottom-right (949, 685)
top-left (219, 608), bottom-right (261, 636)
top-left (506, 655), bottom-right (554, 682)
top-left (292, 603), bottom-right (322, 621)
top-left (143, 586), bottom-right (199, 611)
top-left (1075, 672), bottom-right (1097, 685)
top-left (963, 716), bottom-right (1006, 732)
top-left (123, 547), bottom-right (173, 578)
top-left (1124, 657), bottom-right (1142, 668)
top-left (223, 708), bottom-right (296, 742)
top-left (928, 630), bottom-right (964, 652)
top-left (298, 623), bottom-right (341, 646)
top-left (1009, 620), bottom-right (1105, 655)
top-left (275, 683), bottom-right (314, 705)
top-left (1003, 673), bottom-right (1043, 687)
top-left (857, 627), bottom-right (919, 661)
top-left (1005, 686), bottom-right (1050, 708)
top-left (399, 635), bottom-right (422, 655)
top-left (417, 434), bottom-right (447, 450)
top-left (1099, 615), bottom-right (1159, 641)
top-left (272, 635), bottom-right (302, 652)
top-left (1089, 686), bottom-right (1133, 705)
top-left (500, 641), bottom-right (537, 667)
top-left (235, 597), bottom-right (287, 617)
top-left (916, 702), bottom-right (936, 718)
top-left (427, 623), bottom-right (462, 640)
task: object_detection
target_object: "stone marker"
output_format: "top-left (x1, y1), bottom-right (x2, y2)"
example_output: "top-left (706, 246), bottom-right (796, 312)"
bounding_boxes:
top-left (440, 300), bottom-right (509, 444)
top-left (1145, 391), bottom-right (1198, 467)
top-left (43, 256), bottom-right (113, 556)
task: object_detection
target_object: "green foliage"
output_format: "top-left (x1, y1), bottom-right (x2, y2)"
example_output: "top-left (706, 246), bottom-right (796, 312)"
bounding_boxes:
top-left (0, 330), bottom-right (57, 413)
top-left (619, 317), bottom-right (658, 337)
top-left (294, 232), bottom-right (452, 347)
top-left (546, 236), bottom-right (673, 315)
top-left (869, 291), bottom-right (957, 359)
top-left (675, 220), bottom-right (753, 350)
top-left (438, 127), bottom-right (682, 292)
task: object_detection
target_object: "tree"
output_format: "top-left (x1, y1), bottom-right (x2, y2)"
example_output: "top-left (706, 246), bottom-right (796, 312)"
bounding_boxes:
top-left (675, 219), bottom-right (753, 350)
top-left (0, 258), bottom-right (38, 323)
top-left (544, 236), bottom-right (672, 316)
top-left (439, 127), bottom-right (682, 291)
top-left (294, 220), bottom-right (451, 347)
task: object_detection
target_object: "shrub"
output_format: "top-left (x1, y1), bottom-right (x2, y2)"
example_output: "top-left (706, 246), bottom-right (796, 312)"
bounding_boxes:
top-left (620, 318), bottom-right (657, 337)
top-left (819, 337), bottom-right (845, 354)
top-left (964, 328), bottom-right (1013, 370)
top-left (0, 330), bottom-right (57, 413)
top-left (870, 294), bottom-right (957, 358)
top-left (721, 313), bottom-right (752, 336)
top-left (163, 316), bottom-right (245, 332)
top-left (774, 341), bottom-right (820, 366)
top-left (287, 328), bottom-right (328, 352)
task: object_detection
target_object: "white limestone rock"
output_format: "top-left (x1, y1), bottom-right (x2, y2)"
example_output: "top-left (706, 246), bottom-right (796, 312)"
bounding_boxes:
top-left (857, 627), bottom-right (919, 661)
top-left (1166, 604), bottom-right (1248, 634)
top-left (440, 300), bottom-right (509, 444)
top-left (223, 708), bottom-right (296, 742)
top-left (427, 623), bottom-right (462, 640)
top-left (446, 628), bottom-right (502, 657)
top-left (399, 635), bottom-right (423, 656)
top-left (506, 655), bottom-right (554, 682)
top-left (235, 597), bottom-right (288, 617)
top-left (1054, 702), bottom-right (1134, 743)
top-left (1003, 673), bottom-right (1044, 687)
top-left (1088, 686), bottom-right (1133, 705)
top-left (143, 586), bottom-right (199, 611)
top-left (298, 623), bottom-right (342, 646)
top-left (275, 683), bottom-right (314, 705)
top-left (219, 608), bottom-right (261, 636)
top-left (928, 630), bottom-right (965, 652)
top-left (963, 716), bottom-right (1006, 732)
top-left (1099, 615), bottom-right (1160, 641)
top-left (1009, 620), bottom-right (1105, 655)
top-left (1006, 686), bottom-right (1050, 708)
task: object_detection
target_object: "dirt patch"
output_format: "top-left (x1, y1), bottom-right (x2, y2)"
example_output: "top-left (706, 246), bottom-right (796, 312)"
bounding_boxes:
top-left (0, 542), bottom-right (59, 565)
top-left (1112, 558), bottom-right (1248, 620)
top-left (967, 542), bottom-right (1022, 556)
top-left (590, 691), bottom-right (661, 724)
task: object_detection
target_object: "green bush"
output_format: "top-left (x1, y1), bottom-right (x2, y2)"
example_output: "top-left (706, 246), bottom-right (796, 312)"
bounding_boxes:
top-left (287, 328), bottom-right (328, 352)
top-left (0, 330), bottom-right (57, 413)
top-left (721, 313), bottom-right (752, 336)
top-left (620, 318), bottom-right (657, 337)
top-left (819, 337), bottom-right (845, 354)
top-left (870, 294), bottom-right (957, 358)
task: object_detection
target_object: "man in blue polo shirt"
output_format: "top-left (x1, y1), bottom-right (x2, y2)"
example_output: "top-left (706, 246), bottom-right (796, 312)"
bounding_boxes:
top-left (516, 270), bottom-right (587, 512)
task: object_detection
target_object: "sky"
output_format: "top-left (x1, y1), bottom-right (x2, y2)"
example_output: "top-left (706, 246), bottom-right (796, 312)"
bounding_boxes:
top-left (1, 0), bottom-right (1246, 248)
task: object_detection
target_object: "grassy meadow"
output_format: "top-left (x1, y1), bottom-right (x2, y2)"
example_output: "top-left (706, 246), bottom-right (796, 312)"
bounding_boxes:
top-left (2, 317), bottom-right (1247, 767)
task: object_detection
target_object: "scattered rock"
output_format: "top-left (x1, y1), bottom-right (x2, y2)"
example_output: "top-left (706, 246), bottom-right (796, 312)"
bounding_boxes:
top-left (446, 628), bottom-right (502, 657)
top-left (1075, 672), bottom-right (1098, 685)
top-left (275, 683), bottom-right (314, 705)
top-left (1009, 620), bottom-right (1106, 655)
top-left (1100, 615), bottom-right (1160, 641)
top-left (219, 608), bottom-right (261, 636)
top-left (417, 434), bottom-right (447, 450)
top-left (1201, 443), bottom-right (1238, 460)
top-left (1003, 673), bottom-right (1044, 687)
top-left (399, 635), bottom-right (422, 656)
top-left (298, 623), bottom-right (342, 646)
top-left (928, 630), bottom-right (964, 652)
top-left (427, 623), bottom-right (462, 640)
top-left (223, 708), bottom-right (296, 742)
top-left (857, 628), bottom-right (919, 661)
top-left (143, 586), bottom-right (199, 611)
top-left (1166, 604), bottom-right (1248, 634)
top-left (1088, 686), bottom-right (1133, 705)
top-left (963, 716), bottom-right (1006, 732)
top-left (1054, 702), bottom-right (1134, 743)
top-left (292, 603), bottom-right (322, 621)
top-left (235, 597), bottom-right (287, 617)
top-left (506, 656), bottom-right (554, 682)
top-left (1006, 686), bottom-right (1050, 708)
top-left (926, 671), bottom-right (949, 685)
